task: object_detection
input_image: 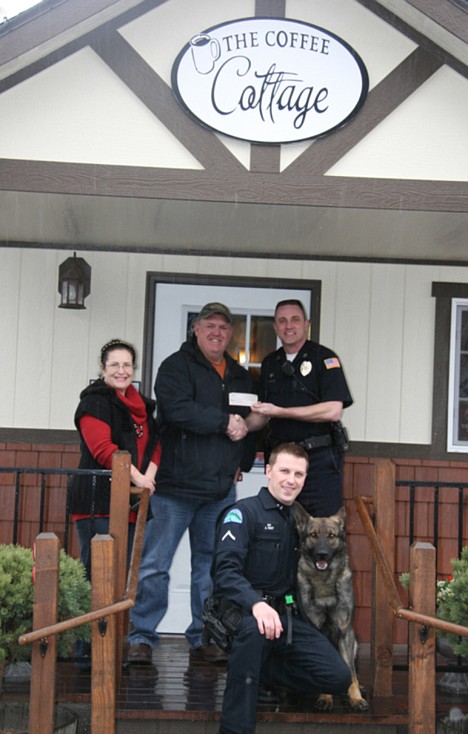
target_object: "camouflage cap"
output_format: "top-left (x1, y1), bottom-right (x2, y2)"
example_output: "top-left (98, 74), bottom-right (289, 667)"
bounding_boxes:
top-left (193, 302), bottom-right (233, 324)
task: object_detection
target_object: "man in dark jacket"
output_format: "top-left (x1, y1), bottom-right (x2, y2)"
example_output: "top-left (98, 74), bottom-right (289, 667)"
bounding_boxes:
top-left (128, 302), bottom-right (254, 664)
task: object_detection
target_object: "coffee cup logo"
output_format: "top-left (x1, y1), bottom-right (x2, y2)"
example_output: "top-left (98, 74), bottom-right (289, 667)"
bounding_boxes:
top-left (190, 33), bottom-right (221, 75)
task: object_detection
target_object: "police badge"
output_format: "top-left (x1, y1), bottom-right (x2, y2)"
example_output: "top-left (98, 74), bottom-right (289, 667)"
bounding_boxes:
top-left (300, 360), bottom-right (312, 376)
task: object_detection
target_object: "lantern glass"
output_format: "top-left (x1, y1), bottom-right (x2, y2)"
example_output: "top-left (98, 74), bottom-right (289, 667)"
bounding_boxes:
top-left (58, 253), bottom-right (91, 309)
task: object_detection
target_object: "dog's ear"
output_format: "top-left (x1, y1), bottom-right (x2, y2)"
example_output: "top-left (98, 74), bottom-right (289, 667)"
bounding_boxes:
top-left (331, 506), bottom-right (346, 532)
top-left (292, 501), bottom-right (312, 534)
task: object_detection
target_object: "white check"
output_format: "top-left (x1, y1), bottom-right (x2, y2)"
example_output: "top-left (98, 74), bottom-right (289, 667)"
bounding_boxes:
top-left (229, 392), bottom-right (258, 406)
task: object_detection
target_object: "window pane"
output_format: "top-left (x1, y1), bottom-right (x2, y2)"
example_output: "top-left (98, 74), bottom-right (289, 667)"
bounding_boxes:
top-left (229, 316), bottom-right (247, 364)
top-left (250, 316), bottom-right (276, 364)
top-left (459, 354), bottom-right (468, 399)
top-left (228, 314), bottom-right (276, 367)
top-left (448, 301), bottom-right (468, 450)
top-left (458, 401), bottom-right (468, 441)
top-left (461, 310), bottom-right (468, 352)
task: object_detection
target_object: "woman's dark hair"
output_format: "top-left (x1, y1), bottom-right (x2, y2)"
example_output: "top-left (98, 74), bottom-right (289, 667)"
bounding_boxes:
top-left (100, 339), bottom-right (136, 367)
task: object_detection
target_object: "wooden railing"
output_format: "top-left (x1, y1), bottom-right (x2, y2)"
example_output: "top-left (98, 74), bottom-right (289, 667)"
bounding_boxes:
top-left (16, 454), bottom-right (468, 733)
top-left (18, 451), bottom-right (148, 734)
top-left (356, 458), bottom-right (468, 734)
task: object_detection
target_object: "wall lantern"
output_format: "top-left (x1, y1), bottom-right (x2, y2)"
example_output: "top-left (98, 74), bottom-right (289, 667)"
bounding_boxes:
top-left (58, 252), bottom-right (91, 309)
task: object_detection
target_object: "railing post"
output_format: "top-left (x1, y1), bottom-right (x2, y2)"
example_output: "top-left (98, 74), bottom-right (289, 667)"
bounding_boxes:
top-left (91, 534), bottom-right (116, 734)
top-left (108, 450), bottom-right (131, 684)
top-left (408, 542), bottom-right (436, 734)
top-left (371, 458), bottom-right (395, 697)
top-left (29, 533), bottom-right (60, 734)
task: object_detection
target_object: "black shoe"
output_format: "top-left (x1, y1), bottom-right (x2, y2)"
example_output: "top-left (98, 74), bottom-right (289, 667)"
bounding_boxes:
top-left (127, 642), bottom-right (153, 664)
top-left (76, 656), bottom-right (92, 672)
top-left (258, 686), bottom-right (279, 704)
top-left (189, 643), bottom-right (229, 663)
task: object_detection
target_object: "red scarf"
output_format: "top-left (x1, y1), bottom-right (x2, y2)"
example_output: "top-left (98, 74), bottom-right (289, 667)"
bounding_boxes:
top-left (116, 384), bottom-right (147, 425)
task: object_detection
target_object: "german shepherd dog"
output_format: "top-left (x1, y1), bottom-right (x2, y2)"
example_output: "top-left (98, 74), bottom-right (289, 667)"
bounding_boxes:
top-left (293, 503), bottom-right (368, 711)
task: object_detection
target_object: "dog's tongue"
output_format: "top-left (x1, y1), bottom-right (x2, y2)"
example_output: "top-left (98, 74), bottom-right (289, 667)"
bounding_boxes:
top-left (316, 560), bottom-right (328, 571)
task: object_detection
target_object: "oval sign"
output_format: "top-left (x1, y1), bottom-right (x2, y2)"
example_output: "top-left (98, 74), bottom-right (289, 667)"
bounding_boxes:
top-left (172, 17), bottom-right (369, 144)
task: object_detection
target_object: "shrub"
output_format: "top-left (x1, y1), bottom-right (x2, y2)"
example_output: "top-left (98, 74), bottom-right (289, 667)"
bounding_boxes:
top-left (437, 547), bottom-right (468, 659)
top-left (0, 544), bottom-right (91, 664)
top-left (400, 547), bottom-right (468, 659)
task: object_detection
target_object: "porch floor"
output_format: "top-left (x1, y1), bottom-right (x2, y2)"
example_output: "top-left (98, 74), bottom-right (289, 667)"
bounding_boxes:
top-left (2, 637), bottom-right (467, 733)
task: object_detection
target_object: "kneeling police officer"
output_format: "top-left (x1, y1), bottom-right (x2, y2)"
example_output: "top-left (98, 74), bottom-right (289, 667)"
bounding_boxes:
top-left (210, 442), bottom-right (351, 734)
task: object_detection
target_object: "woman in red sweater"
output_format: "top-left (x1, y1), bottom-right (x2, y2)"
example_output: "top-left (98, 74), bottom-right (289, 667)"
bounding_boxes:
top-left (71, 338), bottom-right (160, 579)
top-left (70, 339), bottom-right (160, 669)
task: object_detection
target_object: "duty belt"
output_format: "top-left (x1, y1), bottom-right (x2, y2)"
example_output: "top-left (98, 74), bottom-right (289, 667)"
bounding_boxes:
top-left (261, 593), bottom-right (296, 644)
top-left (298, 434), bottom-right (332, 452)
top-left (262, 594), bottom-right (287, 613)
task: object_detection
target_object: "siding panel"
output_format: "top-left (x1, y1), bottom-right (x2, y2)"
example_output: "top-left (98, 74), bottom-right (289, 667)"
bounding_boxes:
top-left (366, 264), bottom-right (405, 441)
top-left (3, 247), bottom-right (468, 444)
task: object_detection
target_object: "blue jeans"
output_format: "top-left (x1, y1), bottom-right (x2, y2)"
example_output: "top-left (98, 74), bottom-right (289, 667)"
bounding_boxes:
top-left (75, 517), bottom-right (135, 580)
top-left (128, 486), bottom-right (236, 650)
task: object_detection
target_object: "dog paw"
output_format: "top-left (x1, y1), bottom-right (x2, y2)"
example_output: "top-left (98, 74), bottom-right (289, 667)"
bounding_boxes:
top-left (314, 693), bottom-right (333, 711)
top-left (349, 697), bottom-right (369, 711)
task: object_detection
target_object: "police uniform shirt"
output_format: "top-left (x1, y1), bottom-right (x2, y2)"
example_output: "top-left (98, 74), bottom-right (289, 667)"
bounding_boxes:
top-left (259, 339), bottom-right (353, 444)
top-left (213, 487), bottom-right (298, 613)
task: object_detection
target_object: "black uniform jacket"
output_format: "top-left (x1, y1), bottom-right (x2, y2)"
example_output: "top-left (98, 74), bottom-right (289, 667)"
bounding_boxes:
top-left (70, 379), bottom-right (158, 515)
top-left (259, 339), bottom-right (353, 444)
top-left (213, 487), bottom-right (299, 613)
top-left (154, 338), bottom-right (253, 502)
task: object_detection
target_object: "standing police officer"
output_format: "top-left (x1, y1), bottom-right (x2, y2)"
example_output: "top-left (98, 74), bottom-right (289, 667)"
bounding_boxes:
top-left (213, 443), bottom-right (351, 734)
top-left (248, 299), bottom-right (352, 517)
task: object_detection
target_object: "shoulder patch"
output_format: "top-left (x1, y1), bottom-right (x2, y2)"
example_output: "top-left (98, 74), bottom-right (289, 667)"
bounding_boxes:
top-left (324, 357), bottom-right (341, 369)
top-left (223, 508), bottom-right (243, 524)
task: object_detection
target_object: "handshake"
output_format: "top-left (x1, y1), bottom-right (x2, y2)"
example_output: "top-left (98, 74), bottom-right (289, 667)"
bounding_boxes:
top-left (226, 413), bottom-right (249, 442)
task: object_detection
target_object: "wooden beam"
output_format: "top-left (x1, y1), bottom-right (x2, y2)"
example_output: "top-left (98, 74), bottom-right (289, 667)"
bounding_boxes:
top-left (357, 0), bottom-right (468, 75)
top-left (370, 460), bottom-right (396, 698)
top-left (108, 451), bottom-right (131, 687)
top-left (90, 31), bottom-right (246, 174)
top-left (255, 0), bottom-right (285, 16)
top-left (283, 47), bottom-right (443, 177)
top-left (250, 144), bottom-right (281, 174)
top-left (29, 533), bottom-right (60, 734)
top-left (1, 158), bottom-right (466, 212)
top-left (0, 0), bottom-right (148, 72)
top-left (408, 542), bottom-right (436, 734)
top-left (91, 534), bottom-right (116, 734)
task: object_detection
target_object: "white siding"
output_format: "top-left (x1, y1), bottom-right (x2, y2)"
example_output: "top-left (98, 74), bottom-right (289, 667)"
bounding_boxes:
top-left (2, 247), bottom-right (464, 446)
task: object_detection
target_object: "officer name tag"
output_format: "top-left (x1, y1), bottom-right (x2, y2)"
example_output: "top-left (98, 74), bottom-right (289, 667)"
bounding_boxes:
top-left (229, 392), bottom-right (258, 406)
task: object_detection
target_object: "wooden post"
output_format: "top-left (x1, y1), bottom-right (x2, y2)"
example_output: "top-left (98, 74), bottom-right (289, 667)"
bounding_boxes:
top-left (29, 533), bottom-right (60, 734)
top-left (91, 534), bottom-right (116, 734)
top-left (108, 451), bottom-right (131, 682)
top-left (408, 542), bottom-right (436, 734)
top-left (371, 459), bottom-right (395, 697)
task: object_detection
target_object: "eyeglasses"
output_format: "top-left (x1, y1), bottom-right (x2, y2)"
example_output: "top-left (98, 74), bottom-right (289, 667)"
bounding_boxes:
top-left (106, 362), bottom-right (134, 370)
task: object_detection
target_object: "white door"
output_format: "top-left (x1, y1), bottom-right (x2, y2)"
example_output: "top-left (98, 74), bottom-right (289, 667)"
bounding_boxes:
top-left (151, 282), bottom-right (310, 634)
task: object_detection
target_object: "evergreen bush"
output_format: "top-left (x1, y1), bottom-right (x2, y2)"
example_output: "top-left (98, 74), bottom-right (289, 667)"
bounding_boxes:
top-left (0, 544), bottom-right (91, 663)
top-left (400, 547), bottom-right (468, 659)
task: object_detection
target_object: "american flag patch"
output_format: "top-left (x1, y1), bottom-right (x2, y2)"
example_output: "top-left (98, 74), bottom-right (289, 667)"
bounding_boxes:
top-left (324, 357), bottom-right (340, 369)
